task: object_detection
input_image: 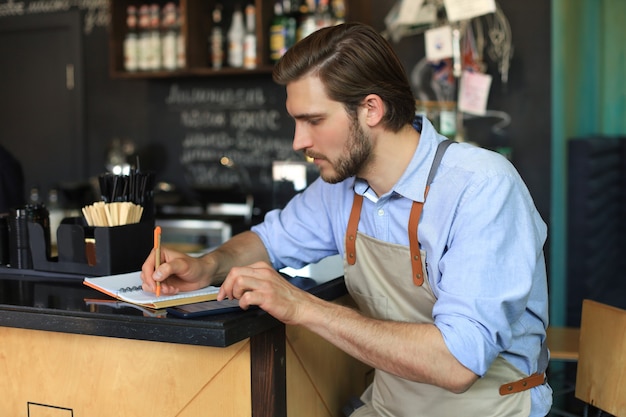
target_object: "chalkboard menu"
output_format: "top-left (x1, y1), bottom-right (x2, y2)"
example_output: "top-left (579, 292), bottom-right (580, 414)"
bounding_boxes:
top-left (157, 78), bottom-right (300, 194)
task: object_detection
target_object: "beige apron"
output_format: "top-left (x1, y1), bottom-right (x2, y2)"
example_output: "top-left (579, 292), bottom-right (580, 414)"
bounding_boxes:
top-left (342, 141), bottom-right (540, 417)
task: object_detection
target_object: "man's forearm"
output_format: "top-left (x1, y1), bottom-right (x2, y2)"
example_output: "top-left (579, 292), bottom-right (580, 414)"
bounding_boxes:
top-left (201, 231), bottom-right (271, 284)
top-left (300, 296), bottom-right (479, 393)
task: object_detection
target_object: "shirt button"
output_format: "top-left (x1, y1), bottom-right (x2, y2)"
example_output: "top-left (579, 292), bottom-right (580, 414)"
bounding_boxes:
top-left (377, 209), bottom-right (384, 216)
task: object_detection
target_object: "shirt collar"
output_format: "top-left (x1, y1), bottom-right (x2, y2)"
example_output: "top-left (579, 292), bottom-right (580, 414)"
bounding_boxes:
top-left (354, 115), bottom-right (446, 203)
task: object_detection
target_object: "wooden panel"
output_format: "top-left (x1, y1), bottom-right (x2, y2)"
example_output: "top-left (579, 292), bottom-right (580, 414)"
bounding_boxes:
top-left (546, 326), bottom-right (580, 361)
top-left (286, 295), bottom-right (373, 417)
top-left (0, 327), bottom-right (252, 417)
top-left (575, 300), bottom-right (626, 416)
top-left (251, 323), bottom-right (287, 417)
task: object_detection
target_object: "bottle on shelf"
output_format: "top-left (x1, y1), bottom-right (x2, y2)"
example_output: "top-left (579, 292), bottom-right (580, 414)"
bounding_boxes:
top-left (161, 2), bottom-right (178, 70)
top-left (243, 3), bottom-right (257, 69)
top-left (332, 0), bottom-right (345, 24)
top-left (210, 3), bottom-right (224, 69)
top-left (296, 0), bottom-right (316, 42)
top-left (148, 3), bottom-right (162, 70)
top-left (227, 4), bottom-right (245, 68)
top-left (282, 0), bottom-right (297, 51)
top-left (137, 4), bottom-right (151, 71)
top-left (316, 0), bottom-right (333, 30)
top-left (269, 0), bottom-right (287, 63)
top-left (123, 5), bottom-right (139, 71)
top-left (176, 3), bottom-right (186, 68)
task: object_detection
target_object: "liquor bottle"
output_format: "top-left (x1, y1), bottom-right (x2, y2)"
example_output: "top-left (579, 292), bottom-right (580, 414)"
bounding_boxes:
top-left (282, 0), bottom-right (297, 50)
top-left (332, 0), bottom-right (345, 24)
top-left (243, 3), bottom-right (257, 69)
top-left (161, 2), bottom-right (178, 70)
top-left (269, 0), bottom-right (286, 63)
top-left (148, 3), bottom-right (162, 70)
top-left (296, 0), bottom-right (316, 42)
top-left (176, 3), bottom-right (186, 68)
top-left (227, 4), bottom-right (245, 68)
top-left (316, 0), bottom-right (333, 30)
top-left (123, 5), bottom-right (139, 71)
top-left (210, 3), bottom-right (224, 69)
top-left (137, 4), bottom-right (151, 70)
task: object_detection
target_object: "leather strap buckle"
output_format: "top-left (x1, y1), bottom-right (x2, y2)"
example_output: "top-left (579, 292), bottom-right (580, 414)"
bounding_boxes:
top-left (499, 372), bottom-right (546, 396)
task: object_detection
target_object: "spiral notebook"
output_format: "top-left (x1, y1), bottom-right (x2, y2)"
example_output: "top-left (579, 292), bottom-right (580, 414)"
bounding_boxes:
top-left (83, 271), bottom-right (220, 309)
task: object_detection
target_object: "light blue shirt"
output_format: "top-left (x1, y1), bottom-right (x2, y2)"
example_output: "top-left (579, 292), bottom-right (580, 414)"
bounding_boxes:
top-left (252, 116), bottom-right (552, 415)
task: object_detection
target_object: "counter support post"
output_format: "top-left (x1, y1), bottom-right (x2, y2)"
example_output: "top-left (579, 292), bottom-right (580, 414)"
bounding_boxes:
top-left (251, 323), bottom-right (287, 417)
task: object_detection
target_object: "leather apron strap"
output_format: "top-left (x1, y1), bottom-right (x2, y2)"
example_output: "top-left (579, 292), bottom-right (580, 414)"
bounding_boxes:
top-left (409, 139), bottom-right (456, 285)
top-left (346, 192), bottom-right (364, 266)
top-left (346, 140), bottom-right (455, 280)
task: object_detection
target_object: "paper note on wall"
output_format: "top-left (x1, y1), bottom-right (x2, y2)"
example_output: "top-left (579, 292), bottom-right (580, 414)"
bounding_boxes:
top-left (396, 0), bottom-right (426, 25)
top-left (425, 25), bottom-right (454, 61)
top-left (458, 70), bottom-right (493, 116)
top-left (443, 0), bottom-right (496, 22)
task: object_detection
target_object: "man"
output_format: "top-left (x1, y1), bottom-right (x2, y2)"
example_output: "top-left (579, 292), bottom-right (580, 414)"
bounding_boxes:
top-left (142, 23), bottom-right (551, 416)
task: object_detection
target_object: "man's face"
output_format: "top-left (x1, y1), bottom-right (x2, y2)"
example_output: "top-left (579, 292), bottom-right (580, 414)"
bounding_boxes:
top-left (285, 75), bottom-right (372, 183)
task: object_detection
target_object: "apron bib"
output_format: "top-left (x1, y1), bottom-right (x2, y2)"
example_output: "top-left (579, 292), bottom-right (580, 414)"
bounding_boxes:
top-left (342, 141), bottom-right (535, 417)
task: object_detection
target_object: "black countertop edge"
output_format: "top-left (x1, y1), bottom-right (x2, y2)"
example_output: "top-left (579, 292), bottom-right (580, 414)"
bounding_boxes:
top-left (0, 276), bottom-right (347, 347)
top-left (0, 265), bottom-right (86, 281)
top-left (0, 305), bottom-right (280, 347)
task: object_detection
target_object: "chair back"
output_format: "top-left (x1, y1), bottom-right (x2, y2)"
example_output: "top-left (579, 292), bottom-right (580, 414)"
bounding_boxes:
top-left (575, 299), bottom-right (626, 416)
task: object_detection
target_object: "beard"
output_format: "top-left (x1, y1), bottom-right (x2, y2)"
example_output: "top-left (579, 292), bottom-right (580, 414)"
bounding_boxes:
top-left (308, 117), bottom-right (373, 184)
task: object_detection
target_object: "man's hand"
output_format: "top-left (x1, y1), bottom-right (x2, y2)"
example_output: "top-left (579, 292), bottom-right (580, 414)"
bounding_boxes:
top-left (217, 261), bottom-right (315, 325)
top-left (140, 247), bottom-right (215, 295)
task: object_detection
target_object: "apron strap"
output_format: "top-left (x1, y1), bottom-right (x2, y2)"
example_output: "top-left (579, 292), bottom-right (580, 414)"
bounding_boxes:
top-left (497, 337), bottom-right (549, 395)
top-left (347, 140), bottom-right (455, 280)
top-left (499, 372), bottom-right (546, 396)
top-left (408, 139), bottom-right (456, 285)
top-left (426, 140), bottom-right (455, 186)
top-left (409, 201), bottom-right (425, 285)
top-left (346, 193), bottom-right (364, 265)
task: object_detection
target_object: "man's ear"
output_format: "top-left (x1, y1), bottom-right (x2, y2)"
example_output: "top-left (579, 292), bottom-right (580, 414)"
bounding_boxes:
top-left (361, 94), bottom-right (385, 127)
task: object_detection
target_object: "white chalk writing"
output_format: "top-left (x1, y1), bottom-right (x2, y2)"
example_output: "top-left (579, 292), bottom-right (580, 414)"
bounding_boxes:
top-left (0, 0), bottom-right (108, 34)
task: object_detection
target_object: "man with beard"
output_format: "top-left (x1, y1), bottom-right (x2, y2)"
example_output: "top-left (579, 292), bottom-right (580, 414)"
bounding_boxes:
top-left (141, 23), bottom-right (551, 417)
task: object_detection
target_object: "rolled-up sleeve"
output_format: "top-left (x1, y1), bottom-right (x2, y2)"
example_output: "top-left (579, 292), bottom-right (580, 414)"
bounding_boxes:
top-left (428, 163), bottom-right (547, 376)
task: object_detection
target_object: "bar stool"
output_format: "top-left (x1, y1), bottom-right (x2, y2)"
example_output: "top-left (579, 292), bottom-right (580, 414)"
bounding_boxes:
top-left (546, 326), bottom-right (580, 416)
top-left (574, 300), bottom-right (626, 417)
top-left (547, 326), bottom-right (580, 362)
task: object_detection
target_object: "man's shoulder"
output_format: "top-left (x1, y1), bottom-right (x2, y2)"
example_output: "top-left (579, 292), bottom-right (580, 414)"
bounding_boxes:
top-left (446, 142), bottom-right (517, 176)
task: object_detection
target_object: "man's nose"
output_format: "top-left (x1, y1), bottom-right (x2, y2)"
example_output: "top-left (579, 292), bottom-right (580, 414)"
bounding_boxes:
top-left (292, 125), bottom-right (311, 152)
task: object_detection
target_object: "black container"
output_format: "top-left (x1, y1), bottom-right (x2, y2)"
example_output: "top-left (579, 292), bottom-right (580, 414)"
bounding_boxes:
top-left (0, 214), bottom-right (9, 265)
top-left (28, 217), bottom-right (153, 276)
top-left (7, 204), bottom-right (50, 269)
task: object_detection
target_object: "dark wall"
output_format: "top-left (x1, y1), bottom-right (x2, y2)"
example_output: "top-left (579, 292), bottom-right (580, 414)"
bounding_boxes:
top-left (371, 1), bottom-right (552, 222)
top-left (0, 0), bottom-right (551, 224)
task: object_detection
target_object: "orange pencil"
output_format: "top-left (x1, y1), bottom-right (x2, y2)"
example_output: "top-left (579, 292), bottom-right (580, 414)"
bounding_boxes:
top-left (154, 226), bottom-right (162, 297)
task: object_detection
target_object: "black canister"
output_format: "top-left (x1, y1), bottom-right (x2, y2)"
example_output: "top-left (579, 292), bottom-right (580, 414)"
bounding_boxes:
top-left (0, 213), bottom-right (9, 265)
top-left (7, 204), bottom-right (51, 269)
top-left (30, 203), bottom-right (51, 258)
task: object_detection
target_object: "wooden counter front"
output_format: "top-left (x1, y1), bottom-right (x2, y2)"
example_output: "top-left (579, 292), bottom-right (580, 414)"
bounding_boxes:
top-left (1, 327), bottom-right (252, 416)
top-left (0, 271), bottom-right (371, 417)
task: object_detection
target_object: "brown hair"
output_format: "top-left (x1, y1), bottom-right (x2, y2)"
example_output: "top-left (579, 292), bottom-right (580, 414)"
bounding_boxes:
top-left (273, 22), bottom-right (416, 132)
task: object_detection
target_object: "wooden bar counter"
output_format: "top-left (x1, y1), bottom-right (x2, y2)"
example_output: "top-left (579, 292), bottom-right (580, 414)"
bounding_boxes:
top-left (0, 268), bottom-right (371, 417)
